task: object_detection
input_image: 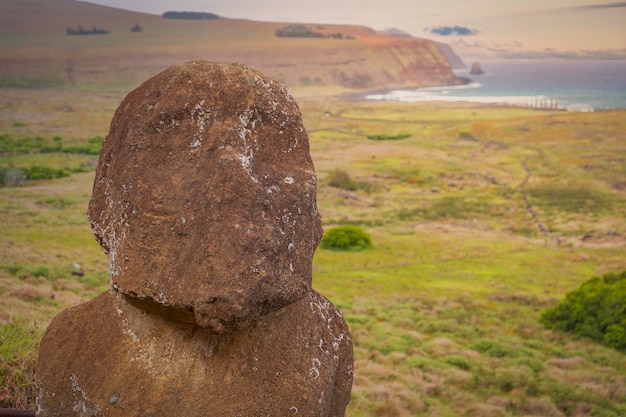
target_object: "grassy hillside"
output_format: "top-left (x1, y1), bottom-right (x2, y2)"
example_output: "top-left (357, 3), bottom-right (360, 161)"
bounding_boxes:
top-left (1, 1), bottom-right (625, 415)
top-left (0, 0), bottom-right (463, 91)
top-left (1, 86), bottom-right (625, 414)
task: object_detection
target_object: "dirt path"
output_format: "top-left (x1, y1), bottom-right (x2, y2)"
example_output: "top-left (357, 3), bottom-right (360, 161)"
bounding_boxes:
top-left (520, 157), bottom-right (548, 235)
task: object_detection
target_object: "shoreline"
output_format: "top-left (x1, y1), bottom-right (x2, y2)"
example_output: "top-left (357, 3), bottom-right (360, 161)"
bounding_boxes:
top-left (336, 86), bottom-right (626, 112)
top-left (334, 80), bottom-right (475, 103)
top-left (338, 60), bottom-right (626, 112)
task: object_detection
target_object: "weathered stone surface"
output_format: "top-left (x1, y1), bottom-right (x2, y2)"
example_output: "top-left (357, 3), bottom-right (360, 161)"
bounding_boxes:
top-left (37, 290), bottom-right (353, 416)
top-left (88, 60), bottom-right (322, 333)
top-left (37, 61), bottom-right (353, 416)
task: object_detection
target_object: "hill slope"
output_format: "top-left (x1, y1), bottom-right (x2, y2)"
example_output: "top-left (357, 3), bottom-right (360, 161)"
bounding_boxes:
top-left (0, 0), bottom-right (466, 90)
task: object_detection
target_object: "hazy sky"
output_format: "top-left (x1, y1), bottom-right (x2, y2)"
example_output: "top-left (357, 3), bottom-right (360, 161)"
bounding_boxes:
top-left (83, 1), bottom-right (626, 60)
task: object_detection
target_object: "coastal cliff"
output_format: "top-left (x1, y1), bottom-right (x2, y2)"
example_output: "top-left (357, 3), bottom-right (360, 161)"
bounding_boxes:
top-left (0, 0), bottom-right (467, 90)
top-left (434, 42), bottom-right (467, 70)
top-left (252, 28), bottom-right (467, 89)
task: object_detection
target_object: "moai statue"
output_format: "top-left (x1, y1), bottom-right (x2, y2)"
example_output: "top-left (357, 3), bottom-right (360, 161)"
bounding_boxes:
top-left (36, 61), bottom-right (353, 416)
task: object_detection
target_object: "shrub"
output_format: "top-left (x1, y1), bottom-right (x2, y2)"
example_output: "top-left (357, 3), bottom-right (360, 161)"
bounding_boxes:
top-left (66, 26), bottom-right (109, 35)
top-left (328, 169), bottom-right (358, 191)
top-left (0, 134), bottom-right (48, 153)
top-left (1, 264), bottom-right (23, 275)
top-left (62, 145), bottom-right (97, 155)
top-left (64, 135), bottom-right (103, 155)
top-left (40, 136), bottom-right (63, 153)
top-left (31, 265), bottom-right (50, 279)
top-left (162, 11), bottom-right (219, 20)
top-left (79, 274), bottom-right (106, 289)
top-left (327, 169), bottom-right (373, 192)
top-left (275, 24), bottom-right (323, 38)
top-left (23, 166), bottom-right (70, 180)
top-left (459, 130), bottom-right (476, 141)
top-left (445, 355), bottom-right (471, 370)
top-left (0, 134), bottom-right (102, 155)
top-left (367, 133), bottom-right (411, 141)
top-left (471, 339), bottom-right (516, 358)
top-left (87, 136), bottom-right (104, 145)
top-left (62, 136), bottom-right (102, 155)
top-left (320, 225), bottom-right (372, 250)
top-left (0, 167), bottom-right (26, 186)
top-left (540, 270), bottom-right (626, 350)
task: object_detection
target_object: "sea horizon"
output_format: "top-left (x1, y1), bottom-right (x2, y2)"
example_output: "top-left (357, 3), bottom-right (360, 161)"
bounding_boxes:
top-left (366, 59), bottom-right (626, 112)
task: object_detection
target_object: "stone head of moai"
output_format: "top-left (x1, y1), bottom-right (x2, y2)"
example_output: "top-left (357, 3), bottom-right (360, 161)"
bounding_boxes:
top-left (38, 61), bottom-right (353, 416)
top-left (88, 61), bottom-right (323, 334)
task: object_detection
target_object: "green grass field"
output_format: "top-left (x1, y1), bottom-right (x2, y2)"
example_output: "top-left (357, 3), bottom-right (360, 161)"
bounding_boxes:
top-left (1, 90), bottom-right (625, 415)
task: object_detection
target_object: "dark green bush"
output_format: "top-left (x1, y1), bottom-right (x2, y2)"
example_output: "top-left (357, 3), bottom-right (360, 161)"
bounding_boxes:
top-left (276, 24), bottom-right (324, 38)
top-left (444, 355), bottom-right (471, 370)
top-left (0, 134), bottom-right (102, 155)
top-left (471, 339), bottom-right (516, 358)
top-left (541, 270), bottom-right (626, 350)
top-left (40, 136), bottom-right (63, 153)
top-left (320, 225), bottom-right (372, 250)
top-left (62, 145), bottom-right (96, 155)
top-left (62, 135), bottom-right (103, 155)
top-left (31, 265), bottom-right (50, 279)
top-left (0, 134), bottom-right (48, 153)
top-left (23, 166), bottom-right (70, 180)
top-left (69, 166), bottom-right (91, 173)
top-left (87, 136), bottom-right (104, 145)
top-left (367, 133), bottom-right (411, 141)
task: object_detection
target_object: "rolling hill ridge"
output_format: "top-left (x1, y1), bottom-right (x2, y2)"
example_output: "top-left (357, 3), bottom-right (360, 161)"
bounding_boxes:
top-left (0, 0), bottom-right (467, 90)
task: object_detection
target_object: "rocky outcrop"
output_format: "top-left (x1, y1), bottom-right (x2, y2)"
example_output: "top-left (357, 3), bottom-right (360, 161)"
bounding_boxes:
top-left (36, 61), bottom-right (354, 416)
top-left (470, 62), bottom-right (485, 75)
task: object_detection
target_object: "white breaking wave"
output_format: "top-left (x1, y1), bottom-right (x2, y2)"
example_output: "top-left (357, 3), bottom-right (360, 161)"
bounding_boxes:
top-left (367, 88), bottom-right (550, 106)
top-left (365, 87), bottom-right (596, 111)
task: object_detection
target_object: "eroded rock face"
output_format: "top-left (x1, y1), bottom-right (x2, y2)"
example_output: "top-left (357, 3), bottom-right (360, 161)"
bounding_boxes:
top-left (88, 61), bottom-right (322, 333)
top-left (36, 61), bottom-right (353, 416)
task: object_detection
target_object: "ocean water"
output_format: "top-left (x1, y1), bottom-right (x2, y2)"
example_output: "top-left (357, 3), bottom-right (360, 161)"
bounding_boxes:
top-left (366, 60), bottom-right (626, 111)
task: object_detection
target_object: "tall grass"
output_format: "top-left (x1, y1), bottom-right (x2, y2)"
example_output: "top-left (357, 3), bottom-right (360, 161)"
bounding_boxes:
top-left (0, 320), bottom-right (41, 409)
